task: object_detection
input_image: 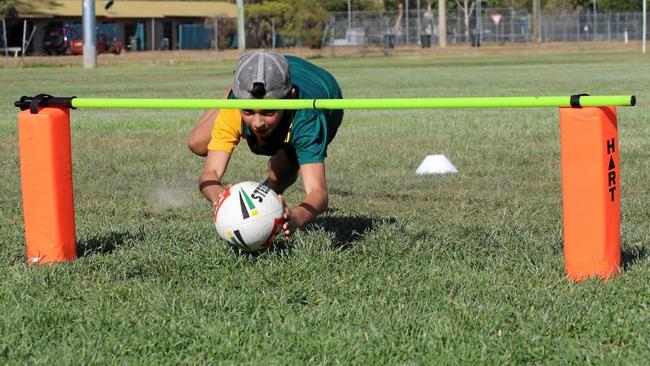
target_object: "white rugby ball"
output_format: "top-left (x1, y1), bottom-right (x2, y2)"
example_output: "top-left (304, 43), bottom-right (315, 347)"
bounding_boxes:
top-left (213, 181), bottom-right (285, 252)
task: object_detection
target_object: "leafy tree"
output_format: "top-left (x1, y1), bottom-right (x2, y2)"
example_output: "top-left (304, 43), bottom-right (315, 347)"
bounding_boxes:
top-left (292, 0), bottom-right (331, 47)
top-left (582, 0), bottom-right (641, 11)
top-left (539, 0), bottom-right (643, 12)
top-left (321, 0), bottom-right (383, 11)
top-left (542, 0), bottom-right (583, 11)
top-left (242, 0), bottom-right (330, 48)
top-left (246, 1), bottom-right (294, 47)
top-left (381, 0), bottom-right (402, 10)
top-left (0, 0), bottom-right (16, 19)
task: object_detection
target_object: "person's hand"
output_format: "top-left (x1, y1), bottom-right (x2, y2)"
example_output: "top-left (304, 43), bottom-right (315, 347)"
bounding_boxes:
top-left (213, 184), bottom-right (232, 208)
top-left (278, 195), bottom-right (296, 239)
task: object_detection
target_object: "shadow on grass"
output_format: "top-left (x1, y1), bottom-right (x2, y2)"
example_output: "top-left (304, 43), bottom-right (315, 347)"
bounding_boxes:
top-left (77, 228), bottom-right (145, 258)
top-left (306, 214), bottom-right (397, 250)
top-left (622, 244), bottom-right (648, 271)
top-left (234, 211), bottom-right (397, 258)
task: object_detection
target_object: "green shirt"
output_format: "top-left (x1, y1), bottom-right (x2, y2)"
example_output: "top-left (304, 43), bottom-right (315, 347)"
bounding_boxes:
top-left (241, 55), bottom-right (343, 165)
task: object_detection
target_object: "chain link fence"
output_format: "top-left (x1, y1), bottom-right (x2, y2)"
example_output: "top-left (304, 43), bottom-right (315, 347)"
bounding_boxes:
top-left (327, 9), bottom-right (647, 47)
top-left (2, 8), bottom-right (646, 63)
top-left (149, 9), bottom-right (645, 52)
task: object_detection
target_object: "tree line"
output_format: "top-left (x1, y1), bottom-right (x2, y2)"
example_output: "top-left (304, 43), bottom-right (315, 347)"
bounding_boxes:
top-left (0, 0), bottom-right (644, 20)
top-left (223, 0), bottom-right (643, 48)
top-left (235, 0), bottom-right (644, 12)
top-left (0, 0), bottom-right (644, 48)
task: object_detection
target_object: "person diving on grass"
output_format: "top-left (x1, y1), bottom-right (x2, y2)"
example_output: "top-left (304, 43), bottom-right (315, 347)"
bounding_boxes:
top-left (188, 50), bottom-right (344, 239)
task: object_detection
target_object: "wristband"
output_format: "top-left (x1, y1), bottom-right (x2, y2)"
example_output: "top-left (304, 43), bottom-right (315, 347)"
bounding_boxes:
top-left (199, 180), bottom-right (222, 191)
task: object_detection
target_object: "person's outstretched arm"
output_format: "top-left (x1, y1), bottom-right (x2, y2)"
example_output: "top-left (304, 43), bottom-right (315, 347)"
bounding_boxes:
top-left (282, 162), bottom-right (328, 237)
top-left (188, 88), bottom-right (232, 156)
top-left (199, 150), bottom-right (232, 204)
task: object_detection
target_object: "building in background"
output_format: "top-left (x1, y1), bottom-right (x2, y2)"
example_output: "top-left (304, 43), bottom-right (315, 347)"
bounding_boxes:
top-left (8, 0), bottom-right (236, 54)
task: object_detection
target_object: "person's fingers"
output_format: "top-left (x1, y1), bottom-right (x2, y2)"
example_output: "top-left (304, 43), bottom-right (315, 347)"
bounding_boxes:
top-left (281, 198), bottom-right (290, 223)
top-left (278, 198), bottom-right (293, 239)
top-left (281, 214), bottom-right (292, 239)
top-left (278, 194), bottom-right (288, 208)
top-left (213, 184), bottom-right (233, 207)
top-left (214, 194), bottom-right (223, 207)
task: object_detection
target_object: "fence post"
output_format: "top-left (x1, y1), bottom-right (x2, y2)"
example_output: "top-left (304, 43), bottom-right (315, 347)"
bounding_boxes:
top-left (2, 19), bottom-right (7, 66)
top-left (214, 17), bottom-right (219, 52)
top-left (416, 0), bottom-right (421, 45)
top-left (405, 0), bottom-right (410, 44)
top-left (331, 15), bottom-right (336, 57)
top-left (576, 12), bottom-right (580, 41)
top-left (560, 106), bottom-right (621, 281)
top-left (593, 7), bottom-right (597, 41)
top-left (271, 18), bottom-right (276, 49)
top-left (18, 107), bottom-right (77, 264)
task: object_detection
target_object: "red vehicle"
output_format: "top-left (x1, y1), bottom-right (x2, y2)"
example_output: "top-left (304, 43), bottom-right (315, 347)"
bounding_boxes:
top-left (69, 32), bottom-right (122, 55)
top-left (42, 23), bottom-right (122, 55)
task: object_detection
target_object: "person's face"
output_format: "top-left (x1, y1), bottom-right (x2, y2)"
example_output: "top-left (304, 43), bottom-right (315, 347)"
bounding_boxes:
top-left (240, 109), bottom-right (285, 138)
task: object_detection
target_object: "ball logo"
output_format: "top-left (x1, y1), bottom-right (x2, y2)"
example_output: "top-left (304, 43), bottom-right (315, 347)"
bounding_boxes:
top-left (226, 229), bottom-right (248, 249)
top-left (214, 182), bottom-right (284, 252)
top-left (239, 189), bottom-right (259, 219)
top-left (237, 183), bottom-right (271, 220)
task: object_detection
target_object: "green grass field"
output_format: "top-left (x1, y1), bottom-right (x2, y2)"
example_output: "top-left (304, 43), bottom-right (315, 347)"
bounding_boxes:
top-left (1, 50), bottom-right (649, 364)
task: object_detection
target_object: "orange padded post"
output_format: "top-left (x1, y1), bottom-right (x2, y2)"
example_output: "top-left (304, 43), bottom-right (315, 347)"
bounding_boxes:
top-left (560, 106), bottom-right (620, 281)
top-left (18, 107), bottom-right (77, 264)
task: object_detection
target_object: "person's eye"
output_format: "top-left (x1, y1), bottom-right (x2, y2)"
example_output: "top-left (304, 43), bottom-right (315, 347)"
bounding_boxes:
top-left (242, 110), bottom-right (253, 115)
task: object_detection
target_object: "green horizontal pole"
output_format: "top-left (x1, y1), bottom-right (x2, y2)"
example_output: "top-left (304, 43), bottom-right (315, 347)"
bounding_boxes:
top-left (68, 95), bottom-right (636, 110)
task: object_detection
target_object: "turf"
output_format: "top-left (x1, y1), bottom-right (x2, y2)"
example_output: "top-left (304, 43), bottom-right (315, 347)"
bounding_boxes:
top-left (0, 50), bottom-right (649, 364)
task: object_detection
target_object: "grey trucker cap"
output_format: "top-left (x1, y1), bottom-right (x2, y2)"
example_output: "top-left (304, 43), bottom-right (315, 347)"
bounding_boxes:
top-left (232, 51), bottom-right (292, 99)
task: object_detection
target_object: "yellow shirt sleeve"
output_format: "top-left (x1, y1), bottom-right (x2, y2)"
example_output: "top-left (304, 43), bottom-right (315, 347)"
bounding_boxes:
top-left (207, 109), bottom-right (242, 153)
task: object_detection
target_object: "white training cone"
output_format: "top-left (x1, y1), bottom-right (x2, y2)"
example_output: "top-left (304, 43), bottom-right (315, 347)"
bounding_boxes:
top-left (415, 154), bottom-right (458, 175)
